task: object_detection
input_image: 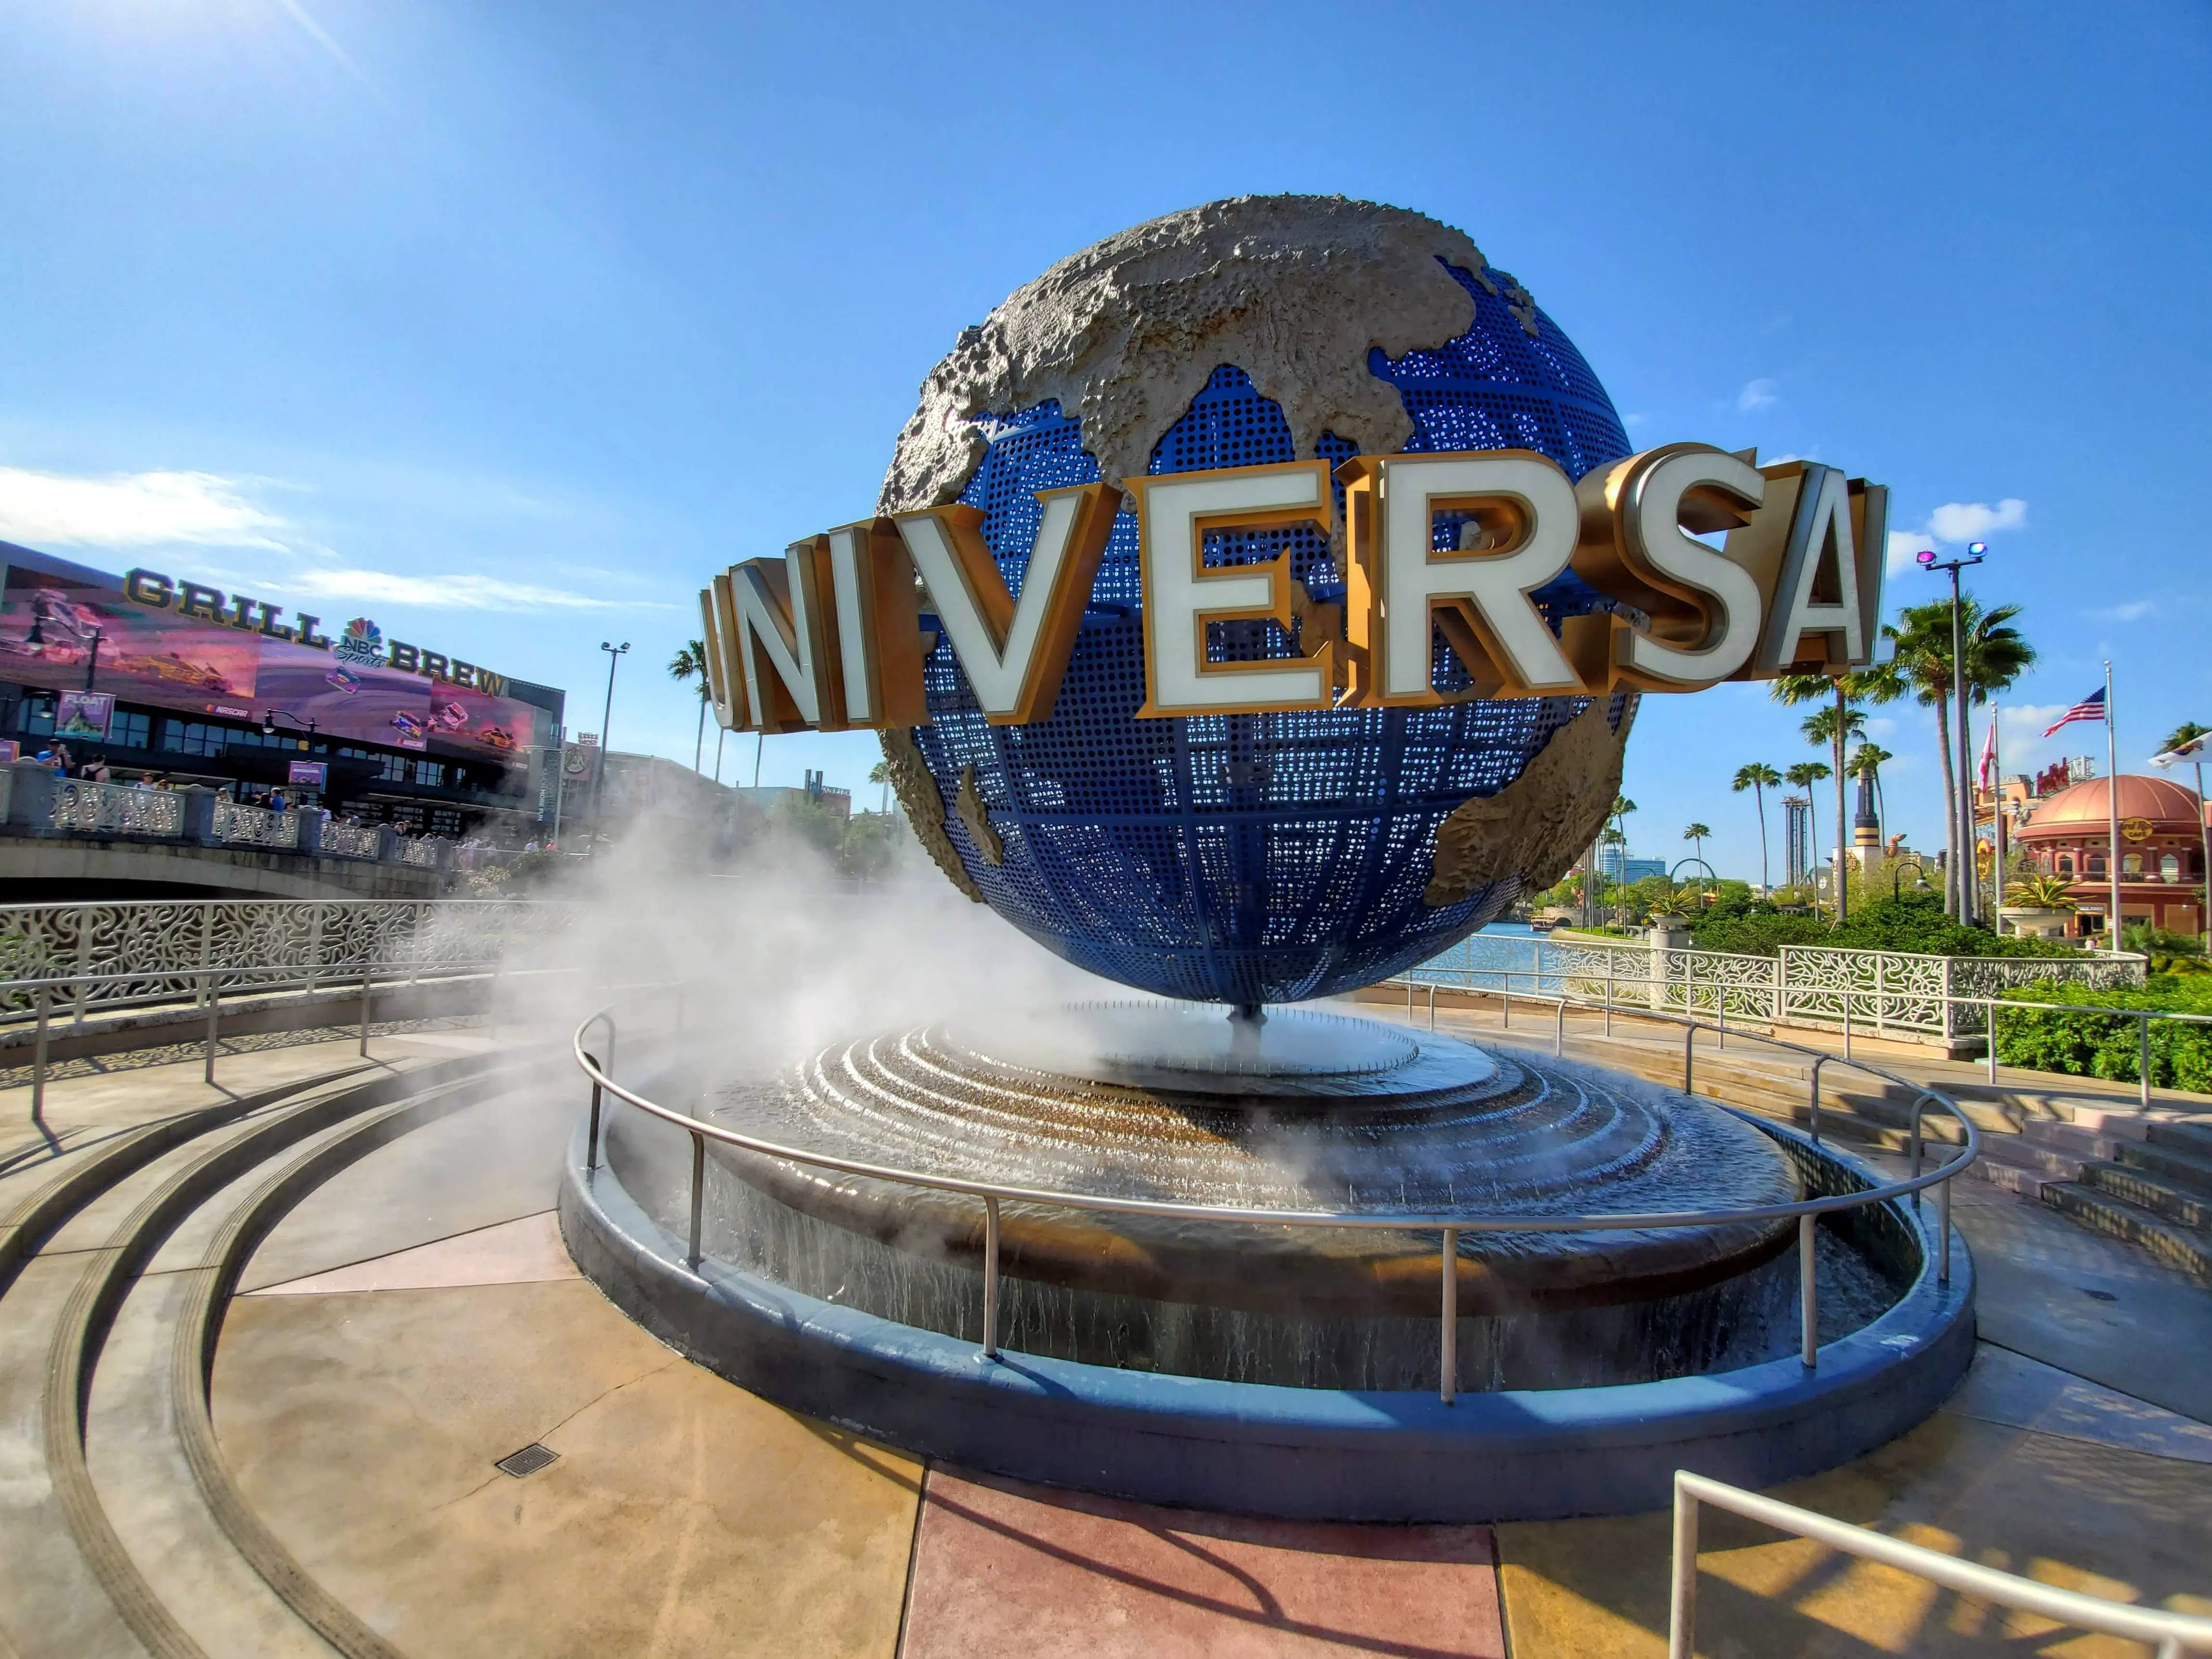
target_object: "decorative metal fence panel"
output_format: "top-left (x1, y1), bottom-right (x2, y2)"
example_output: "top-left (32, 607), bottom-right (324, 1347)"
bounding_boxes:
top-left (50, 780), bottom-right (186, 838)
top-left (397, 838), bottom-right (440, 868)
top-left (0, 899), bottom-right (579, 1021)
top-left (321, 822), bottom-right (381, 860)
top-left (210, 799), bottom-right (301, 849)
top-left (1409, 930), bottom-right (2148, 1045)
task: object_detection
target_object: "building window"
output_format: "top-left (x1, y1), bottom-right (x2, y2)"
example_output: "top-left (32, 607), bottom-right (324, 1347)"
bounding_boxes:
top-left (108, 709), bottom-right (151, 748)
top-left (2123, 852), bottom-right (2143, 876)
top-left (18, 694), bottom-right (54, 737)
top-left (2058, 854), bottom-right (2074, 876)
top-left (2087, 855), bottom-right (2106, 877)
top-left (2161, 853), bottom-right (2180, 882)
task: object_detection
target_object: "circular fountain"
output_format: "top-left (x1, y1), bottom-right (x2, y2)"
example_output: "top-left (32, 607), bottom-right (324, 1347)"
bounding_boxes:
top-left (562, 998), bottom-right (1973, 1521)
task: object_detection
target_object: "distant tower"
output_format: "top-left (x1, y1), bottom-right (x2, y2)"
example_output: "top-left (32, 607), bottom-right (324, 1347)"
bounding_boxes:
top-left (1783, 796), bottom-right (1813, 887)
top-left (1853, 769), bottom-right (1881, 865)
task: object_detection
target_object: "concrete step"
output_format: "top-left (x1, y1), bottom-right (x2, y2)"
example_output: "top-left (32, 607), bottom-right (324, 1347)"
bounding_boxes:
top-left (2148, 1119), bottom-right (2212, 1160)
top-left (1975, 1136), bottom-right (2084, 1183)
top-left (2113, 1135), bottom-right (2212, 1199)
top-left (2021, 1119), bottom-right (2144, 1161)
top-left (2042, 1183), bottom-right (2212, 1286)
top-left (0, 1054), bottom-right (502, 1659)
top-left (2079, 1161), bottom-right (2212, 1231)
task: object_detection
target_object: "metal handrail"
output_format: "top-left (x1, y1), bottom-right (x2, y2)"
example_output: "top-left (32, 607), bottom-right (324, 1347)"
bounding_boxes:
top-left (1670, 1470), bottom-right (2212, 1658)
top-left (570, 991), bottom-right (1978, 1403)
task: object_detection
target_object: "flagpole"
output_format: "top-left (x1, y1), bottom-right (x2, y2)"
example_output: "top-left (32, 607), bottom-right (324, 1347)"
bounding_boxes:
top-left (1991, 705), bottom-right (2006, 931)
top-left (2105, 659), bottom-right (2121, 951)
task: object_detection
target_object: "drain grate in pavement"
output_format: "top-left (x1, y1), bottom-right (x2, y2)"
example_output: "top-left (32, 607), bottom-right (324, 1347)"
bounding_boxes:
top-left (495, 1443), bottom-right (560, 1478)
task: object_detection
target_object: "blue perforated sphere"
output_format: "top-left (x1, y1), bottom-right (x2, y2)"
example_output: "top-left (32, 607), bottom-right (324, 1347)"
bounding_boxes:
top-left (907, 258), bottom-right (1636, 1006)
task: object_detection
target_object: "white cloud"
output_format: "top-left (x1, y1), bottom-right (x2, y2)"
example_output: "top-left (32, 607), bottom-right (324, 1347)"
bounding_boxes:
top-left (2088, 599), bottom-right (2153, 622)
top-left (282, 567), bottom-right (636, 612)
top-left (0, 465), bottom-right (292, 552)
top-left (1925, 498), bottom-right (2027, 542)
top-left (1623, 412), bottom-right (1649, 428)
top-left (1886, 497), bottom-right (2030, 575)
top-left (1737, 378), bottom-right (1777, 412)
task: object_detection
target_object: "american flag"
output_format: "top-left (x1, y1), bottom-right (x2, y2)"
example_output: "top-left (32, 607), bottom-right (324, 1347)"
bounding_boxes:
top-left (2042, 687), bottom-right (2106, 738)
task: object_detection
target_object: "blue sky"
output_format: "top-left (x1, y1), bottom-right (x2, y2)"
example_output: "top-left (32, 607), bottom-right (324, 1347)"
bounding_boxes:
top-left (2, 2), bottom-right (2206, 879)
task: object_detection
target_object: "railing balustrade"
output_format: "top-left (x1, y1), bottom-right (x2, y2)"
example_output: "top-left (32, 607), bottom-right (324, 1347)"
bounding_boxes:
top-left (49, 779), bottom-right (186, 838)
top-left (210, 798), bottom-right (302, 849)
top-left (0, 897), bottom-right (577, 1024)
top-left (1411, 932), bottom-right (2146, 1049)
top-left (320, 821), bottom-right (381, 860)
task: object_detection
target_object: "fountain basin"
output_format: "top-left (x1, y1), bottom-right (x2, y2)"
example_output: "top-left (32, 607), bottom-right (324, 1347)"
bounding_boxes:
top-left (560, 1110), bottom-right (1974, 1521)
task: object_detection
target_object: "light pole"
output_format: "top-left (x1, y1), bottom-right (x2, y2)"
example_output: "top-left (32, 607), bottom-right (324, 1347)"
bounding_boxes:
top-left (1916, 539), bottom-right (1988, 925)
top-left (591, 641), bottom-right (629, 853)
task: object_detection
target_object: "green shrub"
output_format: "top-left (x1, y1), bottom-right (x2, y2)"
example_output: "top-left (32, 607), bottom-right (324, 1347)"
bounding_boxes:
top-left (1993, 977), bottom-right (2212, 1089)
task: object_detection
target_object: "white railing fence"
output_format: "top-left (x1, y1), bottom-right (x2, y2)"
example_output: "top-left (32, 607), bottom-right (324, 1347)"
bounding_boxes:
top-left (321, 822), bottom-right (381, 860)
top-left (1411, 932), bottom-right (2147, 1047)
top-left (50, 779), bottom-right (187, 838)
top-left (0, 898), bottom-right (579, 1023)
top-left (209, 798), bottom-right (301, 849)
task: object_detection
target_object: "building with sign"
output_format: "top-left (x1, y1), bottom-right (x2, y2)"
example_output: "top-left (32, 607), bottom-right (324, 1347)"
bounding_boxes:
top-left (2012, 773), bottom-right (2208, 937)
top-left (0, 542), bottom-right (565, 840)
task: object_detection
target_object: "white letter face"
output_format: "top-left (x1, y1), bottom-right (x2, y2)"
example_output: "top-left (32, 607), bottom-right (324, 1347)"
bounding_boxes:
top-left (825, 525), bottom-right (878, 725)
top-left (1757, 464), bottom-right (1866, 672)
top-left (1376, 452), bottom-right (1581, 700)
top-left (893, 488), bottom-right (1106, 722)
top-left (1130, 462), bottom-right (1334, 719)
top-left (1620, 450), bottom-right (1767, 687)
top-left (730, 548), bottom-right (833, 732)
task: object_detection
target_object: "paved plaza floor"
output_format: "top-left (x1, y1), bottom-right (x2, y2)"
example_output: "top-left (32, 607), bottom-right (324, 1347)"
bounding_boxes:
top-left (3, 1015), bottom-right (2208, 1657)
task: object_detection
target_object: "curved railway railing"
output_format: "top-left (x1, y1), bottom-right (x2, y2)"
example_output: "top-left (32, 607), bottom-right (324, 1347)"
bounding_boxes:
top-left (570, 987), bottom-right (1980, 1404)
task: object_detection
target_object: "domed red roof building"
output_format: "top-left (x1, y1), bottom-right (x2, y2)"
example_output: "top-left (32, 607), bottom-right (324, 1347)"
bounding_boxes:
top-left (2013, 774), bottom-right (2209, 938)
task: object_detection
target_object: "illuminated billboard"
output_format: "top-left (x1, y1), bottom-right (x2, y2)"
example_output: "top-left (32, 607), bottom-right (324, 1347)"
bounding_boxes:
top-left (0, 546), bottom-right (552, 760)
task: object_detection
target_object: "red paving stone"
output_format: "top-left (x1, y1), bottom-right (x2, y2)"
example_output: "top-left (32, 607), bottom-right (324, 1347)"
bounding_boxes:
top-left (898, 1468), bottom-right (1505, 1659)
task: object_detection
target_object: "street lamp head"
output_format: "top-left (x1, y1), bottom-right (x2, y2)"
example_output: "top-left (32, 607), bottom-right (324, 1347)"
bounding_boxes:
top-left (1966, 540), bottom-right (1988, 556)
top-left (1915, 549), bottom-right (1936, 566)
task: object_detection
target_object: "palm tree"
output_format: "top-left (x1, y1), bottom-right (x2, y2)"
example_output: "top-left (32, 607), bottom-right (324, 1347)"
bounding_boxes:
top-left (1772, 672), bottom-right (1880, 920)
top-left (1873, 597), bottom-right (2036, 917)
top-left (1683, 822), bottom-right (1711, 874)
top-left (1732, 762), bottom-right (1782, 892)
top-left (869, 757), bottom-right (892, 815)
top-left (1785, 760), bottom-right (1831, 913)
top-left (669, 640), bottom-right (711, 772)
top-left (1847, 741), bottom-right (1894, 845)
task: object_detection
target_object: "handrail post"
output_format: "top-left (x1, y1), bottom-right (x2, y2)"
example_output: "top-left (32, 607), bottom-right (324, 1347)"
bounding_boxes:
top-left (1554, 997), bottom-right (1565, 1057)
top-left (981, 1196), bottom-right (1001, 1360)
top-left (1668, 1478), bottom-right (1699, 1659)
top-left (687, 1131), bottom-right (705, 1267)
top-left (203, 969), bottom-right (219, 1084)
top-left (1909, 1095), bottom-right (1927, 1207)
top-left (1428, 982), bottom-right (1437, 1032)
top-left (1799, 1212), bottom-right (1818, 1368)
top-left (2139, 1011), bottom-right (2152, 1109)
top-left (1683, 1023), bottom-right (1694, 1093)
top-left (1716, 970), bottom-right (1726, 1050)
top-left (1439, 1226), bottom-right (1459, 1405)
top-left (584, 1057), bottom-right (603, 1171)
top-left (1842, 976), bottom-right (1854, 1060)
top-left (358, 969), bottom-right (371, 1057)
top-left (1986, 997), bottom-right (1999, 1083)
top-left (1502, 985), bottom-right (1510, 1030)
top-left (1808, 1055), bottom-right (1824, 1144)
top-left (1939, 1166), bottom-right (1953, 1286)
top-left (32, 986), bottom-right (51, 1134)
top-left (1604, 952), bottom-right (1614, 1035)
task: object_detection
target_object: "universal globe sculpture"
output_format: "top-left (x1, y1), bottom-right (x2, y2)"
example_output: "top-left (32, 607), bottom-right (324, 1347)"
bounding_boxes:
top-left (565, 196), bottom-right (1974, 1525)
top-left (874, 197), bottom-right (1636, 1008)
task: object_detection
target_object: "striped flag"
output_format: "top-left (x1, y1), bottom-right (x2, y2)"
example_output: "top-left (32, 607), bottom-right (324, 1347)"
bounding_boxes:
top-left (1978, 716), bottom-right (1996, 789)
top-left (2042, 687), bottom-right (2106, 738)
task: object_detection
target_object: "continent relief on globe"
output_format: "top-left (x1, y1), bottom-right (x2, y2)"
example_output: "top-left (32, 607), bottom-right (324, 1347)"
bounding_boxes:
top-left (692, 197), bottom-right (1891, 1006)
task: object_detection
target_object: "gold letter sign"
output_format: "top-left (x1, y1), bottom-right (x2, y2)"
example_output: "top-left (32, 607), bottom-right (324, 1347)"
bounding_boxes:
top-left (698, 446), bottom-right (1887, 735)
